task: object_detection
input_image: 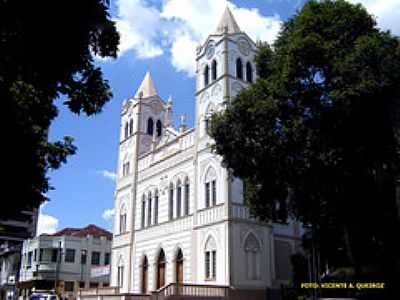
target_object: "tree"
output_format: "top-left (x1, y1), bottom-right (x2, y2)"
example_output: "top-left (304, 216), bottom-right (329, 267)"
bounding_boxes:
top-left (0, 0), bottom-right (119, 218)
top-left (210, 0), bottom-right (400, 289)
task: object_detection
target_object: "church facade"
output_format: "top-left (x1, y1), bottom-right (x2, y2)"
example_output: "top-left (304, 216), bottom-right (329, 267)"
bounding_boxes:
top-left (110, 7), bottom-right (301, 295)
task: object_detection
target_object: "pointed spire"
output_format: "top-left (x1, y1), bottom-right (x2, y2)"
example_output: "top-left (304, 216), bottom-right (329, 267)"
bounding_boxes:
top-left (215, 6), bottom-right (241, 34)
top-left (135, 71), bottom-right (158, 98)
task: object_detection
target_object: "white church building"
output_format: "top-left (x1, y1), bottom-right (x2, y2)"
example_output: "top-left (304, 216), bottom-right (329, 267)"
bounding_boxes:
top-left (110, 7), bottom-right (302, 298)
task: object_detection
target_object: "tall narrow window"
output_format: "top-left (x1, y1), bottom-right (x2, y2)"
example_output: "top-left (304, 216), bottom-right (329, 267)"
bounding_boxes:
top-left (129, 119), bottom-right (134, 136)
top-left (211, 60), bottom-right (217, 80)
top-left (246, 62), bottom-right (253, 83)
top-left (204, 167), bottom-right (217, 208)
top-left (141, 195), bottom-right (146, 228)
top-left (204, 236), bottom-right (217, 280)
top-left (176, 180), bottom-right (182, 218)
top-left (212, 180), bottom-right (216, 206)
top-left (147, 118), bottom-right (154, 135)
top-left (157, 249), bottom-right (166, 289)
top-left (142, 256), bottom-right (148, 294)
top-left (154, 190), bottom-right (159, 224)
top-left (184, 177), bottom-right (190, 215)
top-left (117, 257), bottom-right (124, 288)
top-left (204, 65), bottom-right (210, 86)
top-left (236, 58), bottom-right (243, 80)
top-left (147, 192), bottom-right (152, 226)
top-left (169, 183), bottom-right (174, 220)
top-left (119, 205), bottom-right (127, 234)
top-left (124, 122), bottom-right (129, 139)
top-left (205, 182), bottom-right (210, 208)
top-left (156, 120), bottom-right (162, 137)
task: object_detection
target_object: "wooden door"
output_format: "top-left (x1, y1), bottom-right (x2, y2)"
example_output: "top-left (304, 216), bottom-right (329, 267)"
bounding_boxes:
top-left (157, 263), bottom-right (165, 288)
top-left (176, 260), bottom-right (183, 283)
top-left (141, 257), bottom-right (148, 294)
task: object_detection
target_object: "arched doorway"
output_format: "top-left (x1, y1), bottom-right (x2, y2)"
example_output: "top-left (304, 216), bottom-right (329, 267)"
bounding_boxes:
top-left (175, 249), bottom-right (183, 284)
top-left (141, 256), bottom-right (148, 294)
top-left (156, 249), bottom-right (166, 289)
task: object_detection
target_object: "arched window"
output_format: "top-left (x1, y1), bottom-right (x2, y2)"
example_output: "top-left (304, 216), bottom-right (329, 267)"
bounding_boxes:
top-left (184, 177), bottom-right (190, 215)
top-left (169, 183), bottom-right (174, 220)
top-left (204, 167), bottom-right (217, 208)
top-left (129, 118), bottom-right (134, 136)
top-left (147, 118), bottom-right (154, 136)
top-left (246, 62), bottom-right (253, 83)
top-left (117, 256), bottom-right (124, 288)
top-left (211, 60), bottom-right (217, 80)
top-left (154, 190), bottom-right (159, 225)
top-left (244, 233), bottom-right (261, 280)
top-left (124, 122), bottom-right (129, 140)
top-left (236, 58), bottom-right (243, 80)
top-left (156, 249), bottom-right (166, 289)
top-left (119, 204), bottom-right (127, 234)
top-left (204, 236), bottom-right (217, 280)
top-left (204, 65), bottom-right (210, 86)
top-left (176, 249), bottom-right (183, 284)
top-left (176, 180), bottom-right (182, 218)
top-left (141, 195), bottom-right (146, 228)
top-left (156, 120), bottom-right (162, 136)
top-left (141, 256), bottom-right (148, 293)
top-left (147, 192), bottom-right (152, 227)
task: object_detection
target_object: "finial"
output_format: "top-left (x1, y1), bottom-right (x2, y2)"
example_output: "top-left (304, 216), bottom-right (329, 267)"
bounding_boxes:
top-left (179, 114), bottom-right (188, 133)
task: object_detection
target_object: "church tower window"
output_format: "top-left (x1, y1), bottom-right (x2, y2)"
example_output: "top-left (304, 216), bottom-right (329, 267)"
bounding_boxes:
top-left (211, 60), bottom-right (217, 81)
top-left (147, 118), bottom-right (154, 135)
top-left (236, 58), bottom-right (243, 80)
top-left (156, 120), bottom-right (162, 136)
top-left (204, 65), bottom-right (210, 86)
top-left (246, 62), bottom-right (253, 83)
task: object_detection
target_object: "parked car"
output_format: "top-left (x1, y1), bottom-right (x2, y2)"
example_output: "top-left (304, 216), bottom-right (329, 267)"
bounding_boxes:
top-left (29, 292), bottom-right (59, 300)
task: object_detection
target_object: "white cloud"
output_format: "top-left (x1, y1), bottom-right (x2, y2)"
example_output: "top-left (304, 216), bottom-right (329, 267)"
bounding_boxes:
top-left (349, 0), bottom-right (400, 35)
top-left (114, 0), bottom-right (283, 76)
top-left (37, 210), bottom-right (59, 236)
top-left (97, 170), bottom-right (117, 181)
top-left (102, 208), bottom-right (115, 222)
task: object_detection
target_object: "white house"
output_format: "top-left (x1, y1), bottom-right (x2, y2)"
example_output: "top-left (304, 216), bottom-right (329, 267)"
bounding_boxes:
top-left (19, 225), bottom-right (112, 298)
top-left (111, 7), bottom-right (302, 298)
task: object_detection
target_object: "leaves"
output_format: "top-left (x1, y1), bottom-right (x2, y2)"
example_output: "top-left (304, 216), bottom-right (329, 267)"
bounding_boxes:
top-left (210, 0), bottom-right (400, 281)
top-left (1, 0), bottom-right (119, 218)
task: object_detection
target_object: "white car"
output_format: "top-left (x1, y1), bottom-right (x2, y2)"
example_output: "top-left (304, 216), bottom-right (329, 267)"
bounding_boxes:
top-left (29, 293), bottom-right (59, 300)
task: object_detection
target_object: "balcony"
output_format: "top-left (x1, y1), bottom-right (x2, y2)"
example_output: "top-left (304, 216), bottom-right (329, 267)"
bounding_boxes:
top-left (196, 204), bottom-right (226, 227)
top-left (135, 215), bottom-right (193, 242)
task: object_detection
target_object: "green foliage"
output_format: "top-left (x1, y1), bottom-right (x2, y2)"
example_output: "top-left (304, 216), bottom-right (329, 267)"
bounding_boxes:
top-left (0, 0), bottom-right (119, 218)
top-left (210, 0), bottom-right (400, 286)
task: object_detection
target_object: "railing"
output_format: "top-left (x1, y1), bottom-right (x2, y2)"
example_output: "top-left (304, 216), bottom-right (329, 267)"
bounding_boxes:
top-left (196, 204), bottom-right (226, 227)
top-left (152, 283), bottom-right (228, 300)
top-left (78, 288), bottom-right (150, 300)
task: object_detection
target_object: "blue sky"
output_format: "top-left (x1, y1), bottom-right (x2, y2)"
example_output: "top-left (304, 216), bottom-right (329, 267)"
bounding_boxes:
top-left (38, 0), bottom-right (400, 234)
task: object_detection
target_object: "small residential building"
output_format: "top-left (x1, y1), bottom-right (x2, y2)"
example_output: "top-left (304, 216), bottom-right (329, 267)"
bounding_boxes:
top-left (18, 225), bottom-right (112, 299)
top-left (0, 209), bottom-right (38, 300)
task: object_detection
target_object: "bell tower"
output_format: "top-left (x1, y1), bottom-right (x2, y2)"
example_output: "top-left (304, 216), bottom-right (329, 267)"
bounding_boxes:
top-left (194, 6), bottom-right (257, 139)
